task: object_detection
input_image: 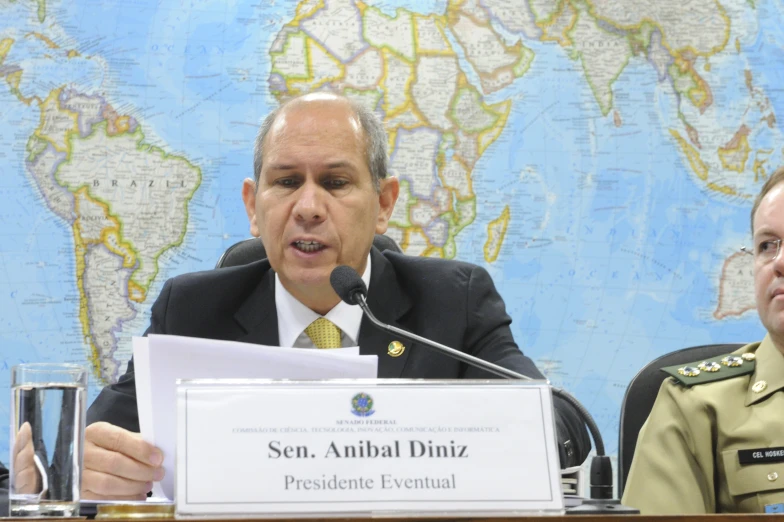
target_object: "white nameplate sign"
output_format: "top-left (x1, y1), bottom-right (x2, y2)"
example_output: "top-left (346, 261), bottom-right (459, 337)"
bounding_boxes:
top-left (175, 380), bottom-right (563, 516)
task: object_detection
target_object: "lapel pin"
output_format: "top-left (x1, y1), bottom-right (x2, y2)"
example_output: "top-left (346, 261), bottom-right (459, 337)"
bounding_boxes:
top-left (387, 341), bottom-right (405, 357)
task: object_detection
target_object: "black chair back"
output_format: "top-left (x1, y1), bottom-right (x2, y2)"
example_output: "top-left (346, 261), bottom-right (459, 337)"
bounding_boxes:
top-left (216, 234), bottom-right (402, 268)
top-left (617, 343), bottom-right (746, 496)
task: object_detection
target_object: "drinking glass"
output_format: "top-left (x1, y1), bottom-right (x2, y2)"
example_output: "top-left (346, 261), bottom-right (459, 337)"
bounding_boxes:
top-left (9, 363), bottom-right (87, 517)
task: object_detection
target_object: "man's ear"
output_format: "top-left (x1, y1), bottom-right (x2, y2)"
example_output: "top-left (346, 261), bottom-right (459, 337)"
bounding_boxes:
top-left (241, 178), bottom-right (260, 237)
top-left (375, 176), bottom-right (400, 234)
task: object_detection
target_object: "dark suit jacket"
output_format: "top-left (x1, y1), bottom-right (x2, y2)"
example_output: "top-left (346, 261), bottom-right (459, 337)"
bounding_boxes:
top-left (0, 462), bottom-right (6, 517)
top-left (0, 461), bottom-right (7, 495)
top-left (87, 247), bottom-right (591, 467)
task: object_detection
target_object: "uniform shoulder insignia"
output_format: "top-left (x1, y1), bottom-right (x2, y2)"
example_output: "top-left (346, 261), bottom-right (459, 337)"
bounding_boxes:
top-left (661, 352), bottom-right (755, 387)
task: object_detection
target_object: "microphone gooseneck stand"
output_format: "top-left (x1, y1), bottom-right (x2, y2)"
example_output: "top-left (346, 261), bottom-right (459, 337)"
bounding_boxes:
top-left (329, 265), bottom-right (639, 514)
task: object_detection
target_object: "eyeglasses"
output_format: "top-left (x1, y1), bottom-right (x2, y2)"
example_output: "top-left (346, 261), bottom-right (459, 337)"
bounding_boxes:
top-left (741, 239), bottom-right (783, 263)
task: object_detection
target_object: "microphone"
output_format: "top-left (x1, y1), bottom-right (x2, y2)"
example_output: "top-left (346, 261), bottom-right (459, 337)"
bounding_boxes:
top-left (330, 265), bottom-right (638, 513)
top-left (331, 265), bottom-right (530, 379)
top-left (330, 264), bottom-right (368, 308)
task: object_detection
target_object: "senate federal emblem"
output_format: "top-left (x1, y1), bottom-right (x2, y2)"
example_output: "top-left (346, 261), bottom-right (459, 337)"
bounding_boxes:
top-left (351, 392), bottom-right (375, 417)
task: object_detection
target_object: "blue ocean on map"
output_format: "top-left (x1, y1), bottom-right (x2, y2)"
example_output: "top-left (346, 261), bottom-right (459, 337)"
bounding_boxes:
top-left (454, 43), bottom-right (766, 440)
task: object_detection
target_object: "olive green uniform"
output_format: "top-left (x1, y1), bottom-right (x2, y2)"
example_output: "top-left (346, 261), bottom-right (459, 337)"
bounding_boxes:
top-left (623, 335), bottom-right (784, 514)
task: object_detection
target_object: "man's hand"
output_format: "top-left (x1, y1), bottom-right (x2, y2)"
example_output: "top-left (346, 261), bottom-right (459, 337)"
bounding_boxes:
top-left (82, 422), bottom-right (164, 500)
top-left (12, 422), bottom-right (42, 495)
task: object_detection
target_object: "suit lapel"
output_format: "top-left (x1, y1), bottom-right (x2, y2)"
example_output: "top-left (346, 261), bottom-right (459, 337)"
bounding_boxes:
top-left (359, 248), bottom-right (413, 377)
top-left (233, 263), bottom-right (280, 346)
top-left (228, 251), bottom-right (412, 376)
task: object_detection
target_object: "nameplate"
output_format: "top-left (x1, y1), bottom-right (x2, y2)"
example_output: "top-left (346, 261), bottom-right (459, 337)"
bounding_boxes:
top-left (739, 447), bottom-right (784, 465)
top-left (175, 379), bottom-right (563, 516)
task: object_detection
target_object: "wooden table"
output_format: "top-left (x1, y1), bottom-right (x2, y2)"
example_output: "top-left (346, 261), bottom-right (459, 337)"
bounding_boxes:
top-left (6, 513), bottom-right (784, 522)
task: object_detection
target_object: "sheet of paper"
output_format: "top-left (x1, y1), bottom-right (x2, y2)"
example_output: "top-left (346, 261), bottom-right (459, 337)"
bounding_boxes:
top-left (131, 337), bottom-right (166, 497)
top-left (132, 334), bottom-right (378, 500)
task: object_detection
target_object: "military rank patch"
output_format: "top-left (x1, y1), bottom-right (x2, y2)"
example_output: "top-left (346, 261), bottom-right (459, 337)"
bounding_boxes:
top-left (661, 351), bottom-right (756, 387)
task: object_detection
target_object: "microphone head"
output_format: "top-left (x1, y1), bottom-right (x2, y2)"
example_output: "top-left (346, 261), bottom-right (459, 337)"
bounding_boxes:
top-left (330, 265), bottom-right (368, 305)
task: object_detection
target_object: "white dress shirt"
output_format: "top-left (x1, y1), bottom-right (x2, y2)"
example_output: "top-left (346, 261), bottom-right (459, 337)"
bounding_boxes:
top-left (275, 254), bottom-right (371, 348)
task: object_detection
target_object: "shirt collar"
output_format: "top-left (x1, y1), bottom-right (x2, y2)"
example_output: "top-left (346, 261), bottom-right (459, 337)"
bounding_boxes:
top-left (275, 253), bottom-right (371, 348)
top-left (746, 334), bottom-right (784, 405)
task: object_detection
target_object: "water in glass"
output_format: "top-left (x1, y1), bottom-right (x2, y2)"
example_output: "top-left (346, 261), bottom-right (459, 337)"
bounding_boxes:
top-left (10, 372), bottom-right (86, 517)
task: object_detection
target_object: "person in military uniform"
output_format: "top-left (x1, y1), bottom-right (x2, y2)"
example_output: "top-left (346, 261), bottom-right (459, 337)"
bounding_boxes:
top-left (623, 165), bottom-right (784, 514)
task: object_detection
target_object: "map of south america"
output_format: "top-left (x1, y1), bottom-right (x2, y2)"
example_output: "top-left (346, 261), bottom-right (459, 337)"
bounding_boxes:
top-left (2, 38), bottom-right (200, 382)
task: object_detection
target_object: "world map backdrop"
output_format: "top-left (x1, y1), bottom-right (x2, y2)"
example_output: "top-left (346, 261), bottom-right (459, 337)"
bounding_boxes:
top-left (1, 0), bottom-right (783, 470)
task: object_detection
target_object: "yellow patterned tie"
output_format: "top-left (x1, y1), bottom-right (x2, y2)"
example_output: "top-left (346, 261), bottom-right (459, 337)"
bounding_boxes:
top-left (304, 318), bottom-right (342, 349)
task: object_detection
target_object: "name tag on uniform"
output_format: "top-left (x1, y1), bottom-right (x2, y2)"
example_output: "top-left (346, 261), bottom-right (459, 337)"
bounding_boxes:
top-left (175, 379), bottom-right (563, 516)
top-left (739, 447), bottom-right (784, 465)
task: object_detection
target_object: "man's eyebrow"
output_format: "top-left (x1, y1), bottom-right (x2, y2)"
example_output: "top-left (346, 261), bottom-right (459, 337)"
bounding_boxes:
top-left (267, 163), bottom-right (297, 171)
top-left (754, 228), bottom-right (778, 240)
top-left (325, 161), bottom-right (356, 170)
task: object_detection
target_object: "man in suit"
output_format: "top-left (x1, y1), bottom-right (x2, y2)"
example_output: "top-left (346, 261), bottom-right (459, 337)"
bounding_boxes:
top-left (623, 166), bottom-right (784, 513)
top-left (82, 92), bottom-right (591, 500)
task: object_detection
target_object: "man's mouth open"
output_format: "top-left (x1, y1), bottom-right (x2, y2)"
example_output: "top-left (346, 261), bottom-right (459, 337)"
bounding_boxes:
top-left (293, 240), bottom-right (326, 253)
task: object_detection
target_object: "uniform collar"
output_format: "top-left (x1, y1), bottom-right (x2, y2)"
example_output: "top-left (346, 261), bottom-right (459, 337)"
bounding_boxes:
top-left (746, 334), bottom-right (784, 406)
top-left (275, 253), bottom-right (371, 347)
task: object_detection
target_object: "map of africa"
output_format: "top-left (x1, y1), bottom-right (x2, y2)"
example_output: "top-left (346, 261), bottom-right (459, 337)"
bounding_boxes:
top-left (1, 0), bottom-right (783, 483)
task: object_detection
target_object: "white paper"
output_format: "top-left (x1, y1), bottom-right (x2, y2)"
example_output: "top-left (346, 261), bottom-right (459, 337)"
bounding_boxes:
top-left (132, 334), bottom-right (378, 499)
top-left (132, 337), bottom-right (153, 441)
top-left (131, 337), bottom-right (165, 497)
